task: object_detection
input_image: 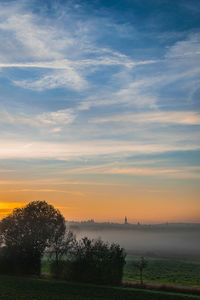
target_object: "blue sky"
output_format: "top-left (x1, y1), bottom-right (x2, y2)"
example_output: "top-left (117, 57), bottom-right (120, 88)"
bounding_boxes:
top-left (0, 0), bottom-right (200, 222)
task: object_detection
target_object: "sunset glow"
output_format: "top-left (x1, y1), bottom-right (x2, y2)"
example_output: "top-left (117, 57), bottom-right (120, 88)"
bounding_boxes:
top-left (0, 0), bottom-right (199, 223)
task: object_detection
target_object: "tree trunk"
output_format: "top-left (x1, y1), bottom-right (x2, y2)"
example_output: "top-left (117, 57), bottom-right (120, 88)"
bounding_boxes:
top-left (140, 268), bottom-right (143, 285)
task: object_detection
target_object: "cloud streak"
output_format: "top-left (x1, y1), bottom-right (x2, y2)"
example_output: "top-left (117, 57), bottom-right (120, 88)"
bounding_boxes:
top-left (0, 140), bottom-right (199, 160)
top-left (91, 111), bottom-right (200, 125)
top-left (64, 163), bottom-right (200, 179)
top-left (0, 108), bottom-right (76, 131)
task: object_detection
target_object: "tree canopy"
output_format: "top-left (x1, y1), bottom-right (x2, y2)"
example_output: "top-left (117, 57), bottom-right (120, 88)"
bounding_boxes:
top-left (67, 237), bottom-right (126, 285)
top-left (0, 201), bottom-right (66, 275)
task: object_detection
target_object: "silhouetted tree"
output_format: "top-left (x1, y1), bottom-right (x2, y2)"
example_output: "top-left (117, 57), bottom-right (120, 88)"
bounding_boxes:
top-left (49, 230), bottom-right (76, 265)
top-left (0, 201), bottom-right (66, 275)
top-left (133, 256), bottom-right (148, 285)
top-left (49, 230), bottom-right (76, 278)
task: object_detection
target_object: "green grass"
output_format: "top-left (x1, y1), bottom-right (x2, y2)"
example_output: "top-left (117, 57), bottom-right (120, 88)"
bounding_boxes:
top-left (124, 256), bottom-right (200, 286)
top-left (0, 275), bottom-right (200, 300)
top-left (42, 255), bottom-right (200, 287)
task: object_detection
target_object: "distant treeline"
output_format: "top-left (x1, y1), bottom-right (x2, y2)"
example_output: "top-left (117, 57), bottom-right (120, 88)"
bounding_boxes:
top-left (68, 221), bottom-right (200, 232)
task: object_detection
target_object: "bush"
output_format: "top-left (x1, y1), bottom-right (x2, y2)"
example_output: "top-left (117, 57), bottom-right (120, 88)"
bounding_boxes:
top-left (66, 237), bottom-right (126, 285)
top-left (0, 246), bottom-right (41, 275)
top-left (50, 260), bottom-right (70, 279)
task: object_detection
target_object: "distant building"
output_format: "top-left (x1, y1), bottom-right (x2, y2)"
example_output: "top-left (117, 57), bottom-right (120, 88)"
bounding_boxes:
top-left (124, 216), bottom-right (128, 224)
top-left (81, 219), bottom-right (95, 224)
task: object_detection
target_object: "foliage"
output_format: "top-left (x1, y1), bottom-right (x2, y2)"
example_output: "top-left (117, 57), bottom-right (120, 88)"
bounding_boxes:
top-left (0, 201), bottom-right (66, 275)
top-left (49, 230), bottom-right (76, 265)
top-left (49, 230), bottom-right (76, 278)
top-left (66, 237), bottom-right (126, 285)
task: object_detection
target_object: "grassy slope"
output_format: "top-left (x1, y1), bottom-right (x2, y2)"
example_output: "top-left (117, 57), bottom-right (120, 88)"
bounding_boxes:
top-left (0, 275), bottom-right (200, 300)
top-left (124, 256), bottom-right (200, 286)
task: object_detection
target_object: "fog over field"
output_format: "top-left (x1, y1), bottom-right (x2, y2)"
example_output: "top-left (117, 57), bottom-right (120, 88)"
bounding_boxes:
top-left (69, 224), bottom-right (200, 259)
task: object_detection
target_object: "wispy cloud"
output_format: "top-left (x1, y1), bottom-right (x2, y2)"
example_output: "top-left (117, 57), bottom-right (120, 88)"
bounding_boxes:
top-left (65, 163), bottom-right (200, 179)
top-left (0, 58), bottom-right (159, 70)
top-left (13, 70), bottom-right (87, 91)
top-left (0, 3), bottom-right (159, 92)
top-left (39, 109), bottom-right (76, 126)
top-left (91, 111), bottom-right (200, 125)
top-left (0, 4), bottom-right (87, 90)
top-left (0, 178), bottom-right (126, 187)
top-left (0, 169), bottom-right (15, 173)
top-left (0, 108), bottom-right (76, 131)
top-left (101, 167), bottom-right (200, 179)
top-left (166, 34), bottom-right (200, 59)
top-left (4, 189), bottom-right (84, 196)
top-left (0, 140), bottom-right (199, 160)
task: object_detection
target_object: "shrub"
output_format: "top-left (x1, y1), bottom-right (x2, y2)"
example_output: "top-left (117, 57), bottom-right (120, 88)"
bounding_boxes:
top-left (67, 237), bottom-right (126, 285)
top-left (0, 247), bottom-right (40, 275)
top-left (50, 260), bottom-right (70, 279)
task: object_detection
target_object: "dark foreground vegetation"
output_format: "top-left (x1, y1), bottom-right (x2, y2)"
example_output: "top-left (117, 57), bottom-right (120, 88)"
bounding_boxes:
top-left (0, 275), bottom-right (200, 300)
top-left (0, 201), bottom-right (125, 285)
top-left (0, 201), bottom-right (199, 299)
top-left (50, 237), bottom-right (125, 285)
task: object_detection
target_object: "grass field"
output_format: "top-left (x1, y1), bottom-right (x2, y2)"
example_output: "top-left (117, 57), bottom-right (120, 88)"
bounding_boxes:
top-left (0, 275), bottom-right (200, 300)
top-left (42, 255), bottom-right (200, 287)
top-left (124, 256), bottom-right (200, 287)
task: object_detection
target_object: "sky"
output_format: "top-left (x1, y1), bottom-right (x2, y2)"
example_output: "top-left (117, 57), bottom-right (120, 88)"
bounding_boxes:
top-left (0, 0), bottom-right (200, 223)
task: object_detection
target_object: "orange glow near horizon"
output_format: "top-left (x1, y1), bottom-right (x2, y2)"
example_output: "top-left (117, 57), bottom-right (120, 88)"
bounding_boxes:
top-left (0, 181), bottom-right (199, 223)
top-left (0, 201), bottom-right (24, 218)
